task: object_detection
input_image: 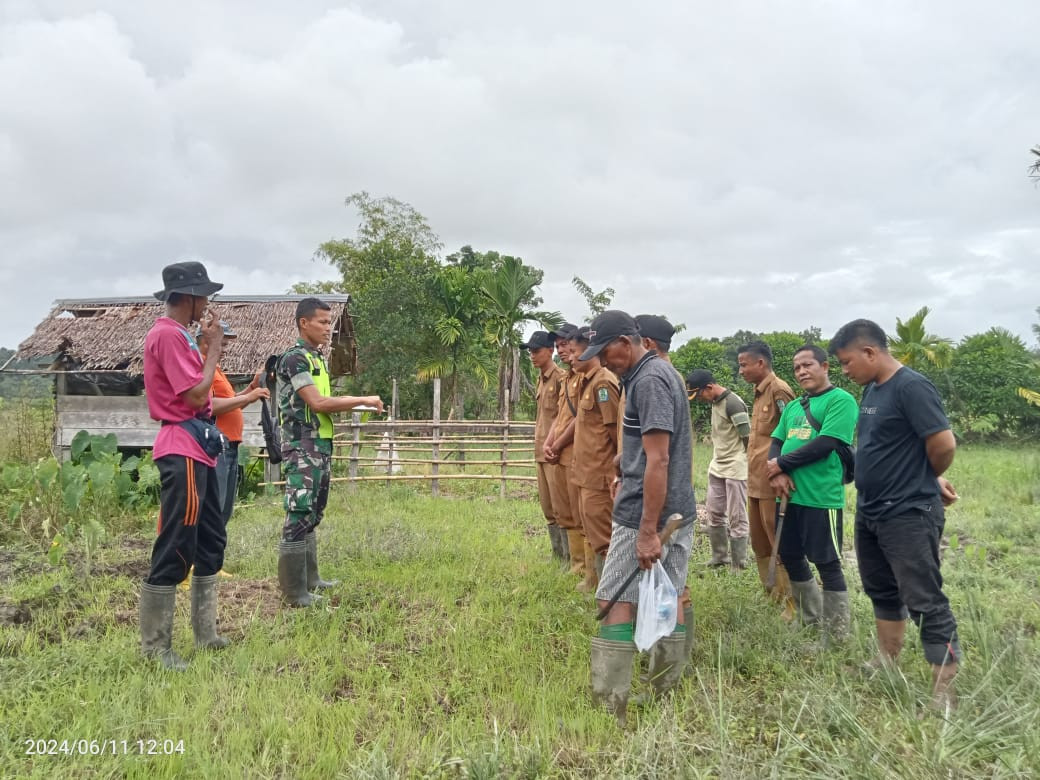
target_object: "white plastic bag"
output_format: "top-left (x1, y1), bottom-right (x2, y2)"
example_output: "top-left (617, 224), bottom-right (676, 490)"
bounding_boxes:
top-left (634, 560), bottom-right (678, 651)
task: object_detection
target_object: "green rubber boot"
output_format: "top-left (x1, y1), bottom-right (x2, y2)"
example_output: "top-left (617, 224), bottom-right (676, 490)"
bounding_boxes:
top-left (140, 582), bottom-right (187, 671)
top-left (305, 533), bottom-right (340, 591)
top-left (191, 574), bottom-right (229, 649)
top-left (790, 578), bottom-right (823, 627)
top-left (279, 540), bottom-right (318, 607)
top-left (590, 637), bottom-right (636, 727)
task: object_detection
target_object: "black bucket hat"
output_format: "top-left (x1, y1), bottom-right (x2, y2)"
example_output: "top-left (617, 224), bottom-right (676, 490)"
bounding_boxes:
top-left (154, 261), bottom-right (223, 302)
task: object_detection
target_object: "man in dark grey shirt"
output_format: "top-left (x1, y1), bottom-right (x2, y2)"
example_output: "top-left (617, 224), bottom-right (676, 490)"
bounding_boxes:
top-left (578, 310), bottom-right (696, 725)
top-left (831, 318), bottom-right (960, 715)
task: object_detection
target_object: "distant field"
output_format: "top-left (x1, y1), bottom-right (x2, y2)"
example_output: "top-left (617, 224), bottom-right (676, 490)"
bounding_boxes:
top-left (1, 445), bottom-right (1038, 778)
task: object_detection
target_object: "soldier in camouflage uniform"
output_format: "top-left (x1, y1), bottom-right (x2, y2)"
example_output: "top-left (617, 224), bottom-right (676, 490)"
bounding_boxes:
top-left (276, 297), bottom-right (383, 607)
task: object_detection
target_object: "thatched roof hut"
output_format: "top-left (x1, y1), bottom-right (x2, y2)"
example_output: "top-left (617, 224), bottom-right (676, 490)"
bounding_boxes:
top-left (8, 295), bottom-right (356, 390)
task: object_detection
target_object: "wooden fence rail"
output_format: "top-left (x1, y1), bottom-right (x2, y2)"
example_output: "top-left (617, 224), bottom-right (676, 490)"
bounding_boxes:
top-left (261, 380), bottom-right (537, 496)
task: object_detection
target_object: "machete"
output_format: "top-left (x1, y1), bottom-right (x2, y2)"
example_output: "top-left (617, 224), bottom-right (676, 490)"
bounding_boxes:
top-left (765, 496), bottom-right (789, 591)
top-left (596, 512), bottom-right (684, 621)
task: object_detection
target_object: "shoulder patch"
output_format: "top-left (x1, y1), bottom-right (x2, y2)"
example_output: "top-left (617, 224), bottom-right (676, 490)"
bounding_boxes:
top-left (597, 387), bottom-right (609, 403)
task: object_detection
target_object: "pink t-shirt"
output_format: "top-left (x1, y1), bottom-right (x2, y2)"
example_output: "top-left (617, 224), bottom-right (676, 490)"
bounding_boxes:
top-left (143, 317), bottom-right (216, 467)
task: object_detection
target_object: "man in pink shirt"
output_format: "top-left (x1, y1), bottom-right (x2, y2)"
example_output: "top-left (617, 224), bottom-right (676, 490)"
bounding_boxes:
top-left (139, 261), bottom-right (228, 670)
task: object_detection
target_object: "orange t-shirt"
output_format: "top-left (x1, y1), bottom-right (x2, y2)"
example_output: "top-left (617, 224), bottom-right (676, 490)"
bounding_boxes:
top-left (212, 366), bottom-right (244, 442)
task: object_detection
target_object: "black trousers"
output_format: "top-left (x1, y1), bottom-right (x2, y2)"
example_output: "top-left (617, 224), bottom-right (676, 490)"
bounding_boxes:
top-left (146, 455), bottom-right (227, 586)
top-left (855, 504), bottom-right (961, 665)
top-left (779, 504), bottom-right (846, 590)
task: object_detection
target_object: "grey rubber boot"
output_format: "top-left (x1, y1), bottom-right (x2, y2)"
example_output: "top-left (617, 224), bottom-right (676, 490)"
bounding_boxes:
top-left (590, 637), bottom-right (636, 727)
top-left (140, 582), bottom-right (187, 671)
top-left (707, 526), bottom-right (730, 567)
top-left (683, 604), bottom-right (695, 663)
top-left (790, 579), bottom-right (823, 626)
top-left (819, 590), bottom-right (851, 648)
top-left (191, 574), bottom-right (229, 649)
top-left (305, 533), bottom-right (340, 591)
top-left (550, 524), bottom-right (568, 561)
top-left (279, 540), bottom-right (317, 607)
top-left (648, 633), bottom-right (688, 696)
top-left (729, 536), bottom-right (749, 571)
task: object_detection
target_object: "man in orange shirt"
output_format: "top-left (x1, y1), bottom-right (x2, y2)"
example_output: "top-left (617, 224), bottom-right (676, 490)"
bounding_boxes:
top-left (199, 322), bottom-right (270, 530)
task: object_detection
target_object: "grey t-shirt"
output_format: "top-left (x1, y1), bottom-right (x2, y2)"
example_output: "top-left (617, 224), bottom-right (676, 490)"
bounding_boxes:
top-left (615, 353), bottom-right (698, 531)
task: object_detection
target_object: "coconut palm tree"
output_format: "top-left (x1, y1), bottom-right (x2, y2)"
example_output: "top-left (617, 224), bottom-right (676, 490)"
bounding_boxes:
top-left (477, 255), bottom-right (561, 416)
top-left (890, 306), bottom-right (954, 371)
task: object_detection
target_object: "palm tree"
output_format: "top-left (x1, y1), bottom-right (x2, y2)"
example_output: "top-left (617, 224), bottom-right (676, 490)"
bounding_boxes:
top-left (477, 256), bottom-right (562, 416)
top-left (416, 265), bottom-right (496, 418)
top-left (890, 306), bottom-right (954, 371)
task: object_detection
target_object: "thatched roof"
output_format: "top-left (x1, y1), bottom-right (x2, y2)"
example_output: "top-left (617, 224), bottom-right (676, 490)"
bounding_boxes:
top-left (10, 295), bottom-right (357, 378)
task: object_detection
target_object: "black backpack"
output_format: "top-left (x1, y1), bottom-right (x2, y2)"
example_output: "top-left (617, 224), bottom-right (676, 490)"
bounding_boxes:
top-left (261, 354), bottom-right (282, 465)
top-left (799, 395), bottom-right (855, 484)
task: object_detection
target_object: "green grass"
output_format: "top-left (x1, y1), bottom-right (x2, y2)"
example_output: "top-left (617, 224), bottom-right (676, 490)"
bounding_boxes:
top-left (1, 445), bottom-right (1039, 778)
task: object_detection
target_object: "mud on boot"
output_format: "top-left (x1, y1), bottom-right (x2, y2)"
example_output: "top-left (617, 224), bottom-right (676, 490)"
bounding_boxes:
top-left (590, 637), bottom-right (636, 727)
top-left (191, 574), bottom-right (229, 649)
top-left (140, 582), bottom-right (187, 671)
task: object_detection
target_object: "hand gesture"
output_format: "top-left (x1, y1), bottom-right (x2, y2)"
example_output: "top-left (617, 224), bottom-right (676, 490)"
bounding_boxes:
top-left (199, 314), bottom-right (224, 358)
top-left (636, 526), bottom-right (662, 570)
top-left (938, 476), bottom-right (958, 507)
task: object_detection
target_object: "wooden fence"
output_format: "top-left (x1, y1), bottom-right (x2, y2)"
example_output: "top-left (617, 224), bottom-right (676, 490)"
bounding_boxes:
top-left (261, 382), bottom-right (537, 497)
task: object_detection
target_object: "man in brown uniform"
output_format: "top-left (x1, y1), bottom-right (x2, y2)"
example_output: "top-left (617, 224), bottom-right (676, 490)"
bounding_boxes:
top-left (738, 341), bottom-right (796, 615)
top-left (544, 324), bottom-right (586, 576)
top-left (523, 330), bottom-right (568, 564)
top-left (569, 326), bottom-right (621, 593)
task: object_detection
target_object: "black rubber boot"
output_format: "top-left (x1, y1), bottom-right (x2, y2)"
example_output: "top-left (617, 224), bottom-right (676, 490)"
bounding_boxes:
top-left (191, 574), bottom-right (229, 649)
top-left (279, 540), bottom-right (317, 607)
top-left (140, 582), bottom-right (187, 670)
top-left (305, 533), bottom-right (340, 591)
top-left (590, 637), bottom-right (636, 727)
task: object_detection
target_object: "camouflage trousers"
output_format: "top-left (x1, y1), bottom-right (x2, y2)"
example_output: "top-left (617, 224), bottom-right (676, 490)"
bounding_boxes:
top-left (282, 437), bottom-right (332, 542)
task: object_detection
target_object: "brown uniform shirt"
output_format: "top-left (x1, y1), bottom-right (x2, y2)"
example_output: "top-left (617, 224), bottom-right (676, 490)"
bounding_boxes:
top-left (746, 371), bottom-right (795, 498)
top-left (535, 363), bottom-right (565, 463)
top-left (571, 365), bottom-right (621, 490)
top-left (549, 368), bottom-right (581, 467)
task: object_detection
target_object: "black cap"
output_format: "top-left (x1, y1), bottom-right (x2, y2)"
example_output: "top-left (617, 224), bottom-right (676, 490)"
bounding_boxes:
top-left (520, 331), bottom-right (555, 350)
top-left (154, 261), bottom-right (223, 302)
top-left (569, 326), bottom-right (591, 344)
top-left (549, 322), bottom-right (579, 341)
top-left (579, 310), bottom-right (639, 361)
top-left (685, 369), bottom-right (716, 393)
top-left (635, 314), bottom-right (675, 348)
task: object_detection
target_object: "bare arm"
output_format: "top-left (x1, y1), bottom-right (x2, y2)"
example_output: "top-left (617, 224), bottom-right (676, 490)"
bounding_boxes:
top-left (925, 429), bottom-right (956, 477)
top-left (297, 385), bottom-right (384, 415)
top-left (211, 386), bottom-right (269, 416)
top-left (636, 430), bottom-right (671, 569)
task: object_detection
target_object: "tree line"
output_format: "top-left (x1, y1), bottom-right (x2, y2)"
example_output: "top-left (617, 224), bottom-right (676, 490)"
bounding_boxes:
top-left (294, 192), bottom-right (1040, 440)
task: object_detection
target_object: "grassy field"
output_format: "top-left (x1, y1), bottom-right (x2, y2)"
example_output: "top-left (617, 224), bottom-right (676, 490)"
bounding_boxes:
top-left (1, 445), bottom-right (1039, 778)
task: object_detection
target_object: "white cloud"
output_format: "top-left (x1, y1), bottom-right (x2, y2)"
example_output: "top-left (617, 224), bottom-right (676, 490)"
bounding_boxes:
top-left (1, 1), bottom-right (1038, 355)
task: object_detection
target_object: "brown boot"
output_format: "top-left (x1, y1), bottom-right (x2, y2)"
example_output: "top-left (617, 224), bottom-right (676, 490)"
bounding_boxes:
top-left (862, 618), bottom-right (906, 675)
top-left (576, 540), bottom-right (599, 593)
top-left (773, 565), bottom-right (797, 623)
top-left (566, 530), bottom-right (586, 575)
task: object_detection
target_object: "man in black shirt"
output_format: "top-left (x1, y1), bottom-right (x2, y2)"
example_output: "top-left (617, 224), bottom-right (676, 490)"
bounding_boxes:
top-left (830, 319), bottom-right (960, 714)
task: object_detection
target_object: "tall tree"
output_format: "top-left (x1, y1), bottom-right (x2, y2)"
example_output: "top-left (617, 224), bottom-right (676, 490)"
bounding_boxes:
top-left (478, 255), bottom-right (561, 415)
top-left (572, 276), bottom-right (615, 319)
top-left (294, 192), bottom-right (443, 417)
top-left (889, 306), bottom-right (954, 371)
top-left (417, 257), bottom-right (496, 418)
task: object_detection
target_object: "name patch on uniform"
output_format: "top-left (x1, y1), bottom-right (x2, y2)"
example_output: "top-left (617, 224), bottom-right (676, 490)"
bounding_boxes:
top-left (597, 387), bottom-right (609, 403)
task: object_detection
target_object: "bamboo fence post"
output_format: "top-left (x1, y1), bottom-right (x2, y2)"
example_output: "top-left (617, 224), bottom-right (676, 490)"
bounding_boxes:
top-left (349, 411), bottom-right (361, 491)
top-left (500, 388), bottom-right (509, 499)
top-left (432, 378), bottom-right (441, 497)
top-left (386, 378), bottom-right (398, 487)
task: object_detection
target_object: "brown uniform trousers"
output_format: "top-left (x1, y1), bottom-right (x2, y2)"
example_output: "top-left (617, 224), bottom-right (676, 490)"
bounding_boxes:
top-left (746, 371), bottom-right (796, 601)
top-left (572, 366), bottom-right (620, 556)
top-left (534, 364), bottom-right (566, 527)
top-left (547, 369), bottom-right (582, 532)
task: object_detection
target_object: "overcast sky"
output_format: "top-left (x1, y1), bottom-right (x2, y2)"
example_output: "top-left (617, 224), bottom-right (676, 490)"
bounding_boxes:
top-left (2, 1), bottom-right (1038, 353)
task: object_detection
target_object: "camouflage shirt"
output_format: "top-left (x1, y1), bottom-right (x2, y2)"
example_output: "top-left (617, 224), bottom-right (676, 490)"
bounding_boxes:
top-left (277, 339), bottom-right (333, 442)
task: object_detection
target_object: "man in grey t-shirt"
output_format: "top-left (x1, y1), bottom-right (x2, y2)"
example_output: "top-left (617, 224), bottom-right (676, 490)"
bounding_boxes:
top-left (578, 310), bottom-right (697, 726)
